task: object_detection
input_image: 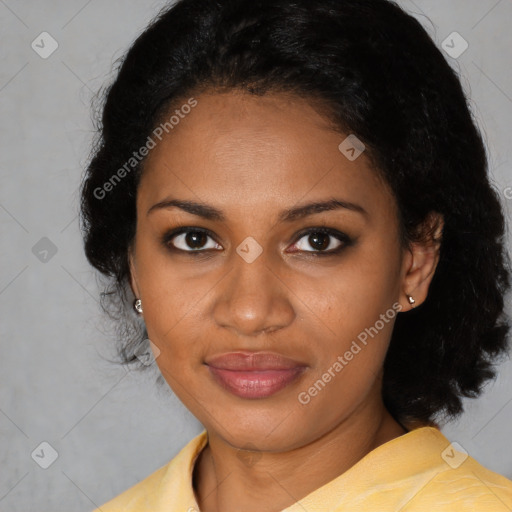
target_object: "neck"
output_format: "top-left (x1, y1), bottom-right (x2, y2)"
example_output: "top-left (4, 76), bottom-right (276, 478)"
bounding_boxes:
top-left (192, 395), bottom-right (408, 512)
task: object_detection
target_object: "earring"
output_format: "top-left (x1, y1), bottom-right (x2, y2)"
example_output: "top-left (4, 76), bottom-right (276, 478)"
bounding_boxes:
top-left (134, 298), bottom-right (143, 314)
top-left (407, 295), bottom-right (416, 308)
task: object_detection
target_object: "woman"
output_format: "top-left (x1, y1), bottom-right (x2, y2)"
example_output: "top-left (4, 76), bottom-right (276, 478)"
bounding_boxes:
top-left (80, 0), bottom-right (512, 510)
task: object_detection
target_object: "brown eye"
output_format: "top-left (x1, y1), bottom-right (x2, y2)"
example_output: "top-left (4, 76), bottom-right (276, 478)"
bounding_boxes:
top-left (184, 231), bottom-right (208, 249)
top-left (290, 228), bottom-right (352, 255)
top-left (164, 228), bottom-right (222, 252)
top-left (306, 232), bottom-right (331, 251)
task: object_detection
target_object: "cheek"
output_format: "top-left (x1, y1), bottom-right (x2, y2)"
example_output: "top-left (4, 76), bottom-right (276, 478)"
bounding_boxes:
top-left (132, 244), bottom-right (207, 369)
top-left (295, 273), bottom-right (399, 428)
top-left (313, 243), bottom-right (401, 340)
top-left (296, 239), bottom-right (401, 407)
top-left (135, 243), bottom-right (203, 326)
top-left (303, 281), bottom-right (396, 387)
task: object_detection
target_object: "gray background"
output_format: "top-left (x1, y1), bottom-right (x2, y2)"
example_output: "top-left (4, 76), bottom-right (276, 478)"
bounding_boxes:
top-left (1, 1), bottom-right (511, 511)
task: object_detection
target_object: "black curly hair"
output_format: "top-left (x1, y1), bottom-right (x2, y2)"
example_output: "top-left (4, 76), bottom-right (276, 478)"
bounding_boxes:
top-left (79, 0), bottom-right (512, 427)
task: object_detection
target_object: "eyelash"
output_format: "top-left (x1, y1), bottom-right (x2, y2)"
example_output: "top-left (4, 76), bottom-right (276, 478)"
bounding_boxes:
top-left (161, 226), bottom-right (353, 257)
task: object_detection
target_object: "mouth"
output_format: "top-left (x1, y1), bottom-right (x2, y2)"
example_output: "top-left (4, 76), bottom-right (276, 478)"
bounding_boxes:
top-left (204, 351), bottom-right (308, 399)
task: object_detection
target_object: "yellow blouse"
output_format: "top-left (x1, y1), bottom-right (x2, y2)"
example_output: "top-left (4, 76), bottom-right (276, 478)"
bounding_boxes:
top-left (92, 426), bottom-right (512, 511)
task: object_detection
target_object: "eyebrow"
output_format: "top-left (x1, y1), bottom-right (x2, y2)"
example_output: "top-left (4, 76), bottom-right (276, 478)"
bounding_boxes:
top-left (147, 197), bottom-right (368, 222)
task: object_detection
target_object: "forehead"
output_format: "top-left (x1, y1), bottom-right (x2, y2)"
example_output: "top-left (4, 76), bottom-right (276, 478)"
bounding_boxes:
top-left (137, 91), bottom-right (393, 220)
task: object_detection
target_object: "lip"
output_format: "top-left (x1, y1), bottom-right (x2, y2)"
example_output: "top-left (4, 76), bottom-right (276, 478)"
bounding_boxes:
top-left (205, 351), bottom-right (306, 370)
top-left (205, 351), bottom-right (308, 399)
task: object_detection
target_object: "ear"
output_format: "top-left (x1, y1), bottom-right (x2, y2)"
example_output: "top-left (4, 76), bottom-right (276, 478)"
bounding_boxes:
top-left (399, 211), bottom-right (444, 311)
top-left (128, 245), bottom-right (141, 298)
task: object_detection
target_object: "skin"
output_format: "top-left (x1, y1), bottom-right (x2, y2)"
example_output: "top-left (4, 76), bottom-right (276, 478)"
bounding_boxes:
top-left (128, 90), bottom-right (443, 512)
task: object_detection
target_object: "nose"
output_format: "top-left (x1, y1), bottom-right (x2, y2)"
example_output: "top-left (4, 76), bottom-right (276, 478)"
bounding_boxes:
top-left (212, 251), bottom-right (296, 337)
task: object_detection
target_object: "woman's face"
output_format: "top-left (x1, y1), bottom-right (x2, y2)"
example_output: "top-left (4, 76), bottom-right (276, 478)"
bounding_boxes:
top-left (129, 90), bottom-right (416, 450)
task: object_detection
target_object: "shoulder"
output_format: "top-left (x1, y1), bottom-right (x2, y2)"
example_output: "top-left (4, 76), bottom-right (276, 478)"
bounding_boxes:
top-left (90, 463), bottom-right (169, 512)
top-left (405, 455), bottom-right (512, 511)
top-left (90, 430), bottom-right (208, 512)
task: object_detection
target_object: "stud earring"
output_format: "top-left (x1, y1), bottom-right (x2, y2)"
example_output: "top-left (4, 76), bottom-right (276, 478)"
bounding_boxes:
top-left (407, 295), bottom-right (416, 308)
top-left (134, 298), bottom-right (143, 314)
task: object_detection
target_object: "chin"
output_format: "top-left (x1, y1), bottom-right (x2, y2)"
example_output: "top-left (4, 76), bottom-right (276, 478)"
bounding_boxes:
top-left (207, 411), bottom-right (310, 452)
